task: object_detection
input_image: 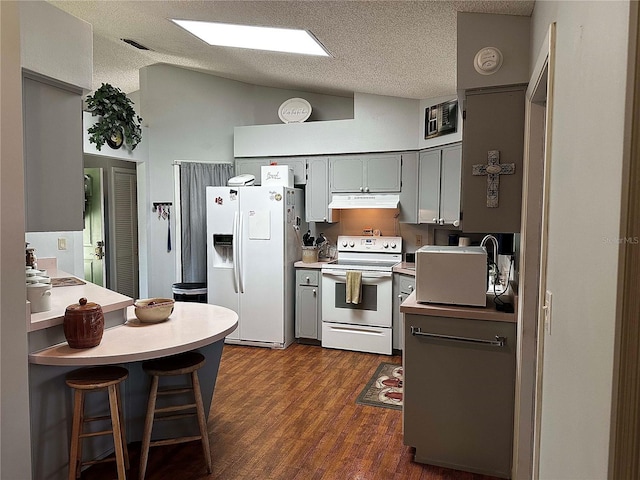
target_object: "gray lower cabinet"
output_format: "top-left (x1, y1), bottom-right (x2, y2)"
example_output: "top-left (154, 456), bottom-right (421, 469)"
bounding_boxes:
top-left (403, 313), bottom-right (516, 478)
top-left (295, 268), bottom-right (322, 340)
top-left (392, 273), bottom-right (415, 350)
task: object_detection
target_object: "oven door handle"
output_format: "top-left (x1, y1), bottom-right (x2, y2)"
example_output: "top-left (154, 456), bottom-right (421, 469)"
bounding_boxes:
top-left (322, 270), bottom-right (392, 279)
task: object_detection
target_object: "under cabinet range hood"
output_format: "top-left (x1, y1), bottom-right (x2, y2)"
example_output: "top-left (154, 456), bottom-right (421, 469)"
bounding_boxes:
top-left (327, 193), bottom-right (400, 209)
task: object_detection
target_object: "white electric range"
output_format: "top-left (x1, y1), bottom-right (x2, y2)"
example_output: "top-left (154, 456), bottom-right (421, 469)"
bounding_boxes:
top-left (321, 235), bottom-right (402, 355)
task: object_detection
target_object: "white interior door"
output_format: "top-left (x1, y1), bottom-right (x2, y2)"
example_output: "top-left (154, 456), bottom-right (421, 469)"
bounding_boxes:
top-left (513, 22), bottom-right (556, 480)
top-left (83, 168), bottom-right (106, 286)
top-left (110, 167), bottom-right (139, 299)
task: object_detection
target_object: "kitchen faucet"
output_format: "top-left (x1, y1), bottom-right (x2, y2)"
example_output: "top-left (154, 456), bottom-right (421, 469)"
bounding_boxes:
top-left (480, 234), bottom-right (500, 285)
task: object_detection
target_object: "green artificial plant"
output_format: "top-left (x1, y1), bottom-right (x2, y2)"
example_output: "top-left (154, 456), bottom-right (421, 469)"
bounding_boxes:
top-left (85, 83), bottom-right (143, 151)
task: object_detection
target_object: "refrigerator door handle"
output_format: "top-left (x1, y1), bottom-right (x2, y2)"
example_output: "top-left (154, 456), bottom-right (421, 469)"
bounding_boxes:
top-left (232, 212), bottom-right (239, 294)
top-left (238, 211), bottom-right (245, 293)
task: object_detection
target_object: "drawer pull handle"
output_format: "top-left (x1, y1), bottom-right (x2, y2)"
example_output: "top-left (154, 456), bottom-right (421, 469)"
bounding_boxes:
top-left (410, 327), bottom-right (506, 347)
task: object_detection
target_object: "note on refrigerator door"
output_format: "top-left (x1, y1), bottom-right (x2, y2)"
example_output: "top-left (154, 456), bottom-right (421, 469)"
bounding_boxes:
top-left (248, 210), bottom-right (271, 239)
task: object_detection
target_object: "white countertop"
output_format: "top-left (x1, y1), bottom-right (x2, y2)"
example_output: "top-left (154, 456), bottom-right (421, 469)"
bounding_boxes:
top-left (28, 268), bottom-right (134, 332)
top-left (294, 259), bottom-right (335, 269)
top-left (400, 291), bottom-right (517, 323)
top-left (28, 302), bottom-right (238, 366)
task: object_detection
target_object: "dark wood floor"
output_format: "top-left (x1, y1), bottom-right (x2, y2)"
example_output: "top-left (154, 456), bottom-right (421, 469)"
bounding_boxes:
top-left (85, 343), bottom-right (502, 479)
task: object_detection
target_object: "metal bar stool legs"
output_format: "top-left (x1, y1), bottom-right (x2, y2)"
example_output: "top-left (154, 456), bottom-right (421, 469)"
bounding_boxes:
top-left (66, 366), bottom-right (130, 480)
top-left (139, 351), bottom-right (212, 480)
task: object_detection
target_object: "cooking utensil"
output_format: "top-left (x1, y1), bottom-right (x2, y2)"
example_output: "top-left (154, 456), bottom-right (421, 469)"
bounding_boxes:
top-left (167, 206), bottom-right (172, 252)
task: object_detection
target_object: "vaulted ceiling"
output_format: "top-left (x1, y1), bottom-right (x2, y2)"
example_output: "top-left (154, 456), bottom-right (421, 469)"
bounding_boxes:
top-left (49, 0), bottom-right (535, 99)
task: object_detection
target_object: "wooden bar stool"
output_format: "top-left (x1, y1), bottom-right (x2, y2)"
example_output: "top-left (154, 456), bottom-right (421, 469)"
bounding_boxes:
top-left (139, 351), bottom-right (212, 480)
top-left (65, 366), bottom-right (130, 480)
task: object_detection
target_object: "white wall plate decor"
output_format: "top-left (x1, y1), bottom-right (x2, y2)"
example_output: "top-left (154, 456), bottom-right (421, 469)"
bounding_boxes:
top-left (278, 98), bottom-right (312, 123)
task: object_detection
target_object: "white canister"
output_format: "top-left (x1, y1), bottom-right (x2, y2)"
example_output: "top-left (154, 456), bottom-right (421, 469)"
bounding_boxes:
top-left (27, 275), bottom-right (50, 284)
top-left (27, 283), bottom-right (52, 313)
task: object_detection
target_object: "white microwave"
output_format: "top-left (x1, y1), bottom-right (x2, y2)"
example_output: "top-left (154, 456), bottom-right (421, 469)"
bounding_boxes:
top-left (415, 246), bottom-right (488, 307)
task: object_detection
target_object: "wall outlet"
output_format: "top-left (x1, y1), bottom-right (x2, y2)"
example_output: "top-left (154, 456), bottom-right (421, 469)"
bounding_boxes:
top-left (416, 234), bottom-right (422, 247)
top-left (57, 237), bottom-right (67, 250)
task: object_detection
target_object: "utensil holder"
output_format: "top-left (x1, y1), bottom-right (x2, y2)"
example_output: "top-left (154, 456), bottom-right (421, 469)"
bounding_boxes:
top-left (302, 246), bottom-right (319, 263)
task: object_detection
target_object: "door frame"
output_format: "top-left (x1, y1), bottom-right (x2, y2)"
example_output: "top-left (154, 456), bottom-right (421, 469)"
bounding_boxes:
top-left (609, 1), bottom-right (640, 477)
top-left (512, 22), bottom-right (556, 480)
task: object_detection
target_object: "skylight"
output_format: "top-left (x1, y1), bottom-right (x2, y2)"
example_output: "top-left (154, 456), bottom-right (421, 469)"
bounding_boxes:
top-left (171, 19), bottom-right (330, 57)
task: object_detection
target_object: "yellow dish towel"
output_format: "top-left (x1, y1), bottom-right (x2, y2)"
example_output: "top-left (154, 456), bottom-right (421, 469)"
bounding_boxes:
top-left (346, 271), bottom-right (362, 304)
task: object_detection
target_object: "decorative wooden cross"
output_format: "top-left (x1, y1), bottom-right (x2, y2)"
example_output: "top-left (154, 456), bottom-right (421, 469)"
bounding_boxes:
top-left (472, 150), bottom-right (515, 208)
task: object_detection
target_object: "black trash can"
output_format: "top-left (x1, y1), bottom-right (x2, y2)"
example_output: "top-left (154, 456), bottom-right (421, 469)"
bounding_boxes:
top-left (172, 282), bottom-right (207, 303)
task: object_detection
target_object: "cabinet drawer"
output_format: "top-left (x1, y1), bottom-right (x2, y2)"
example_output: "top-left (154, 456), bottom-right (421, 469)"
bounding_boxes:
top-left (322, 322), bottom-right (392, 355)
top-left (399, 275), bottom-right (415, 295)
top-left (296, 269), bottom-right (319, 286)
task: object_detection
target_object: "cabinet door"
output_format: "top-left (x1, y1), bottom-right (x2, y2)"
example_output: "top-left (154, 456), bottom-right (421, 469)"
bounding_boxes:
top-left (403, 314), bottom-right (515, 477)
top-left (462, 86), bottom-right (525, 233)
top-left (24, 75), bottom-right (83, 232)
top-left (399, 152), bottom-right (418, 223)
top-left (306, 157), bottom-right (334, 222)
top-left (418, 149), bottom-right (441, 224)
top-left (296, 285), bottom-right (319, 339)
top-left (366, 154), bottom-right (402, 192)
top-left (329, 156), bottom-right (365, 192)
top-left (283, 158), bottom-right (307, 185)
top-left (440, 144), bottom-right (462, 225)
top-left (234, 158), bottom-right (268, 185)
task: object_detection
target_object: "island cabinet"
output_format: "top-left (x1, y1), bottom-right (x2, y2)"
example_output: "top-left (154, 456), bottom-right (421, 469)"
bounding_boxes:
top-left (28, 295), bottom-right (237, 480)
top-left (418, 143), bottom-right (462, 226)
top-left (235, 157), bottom-right (307, 185)
top-left (401, 294), bottom-right (516, 478)
top-left (295, 268), bottom-right (322, 341)
top-left (329, 153), bottom-right (401, 193)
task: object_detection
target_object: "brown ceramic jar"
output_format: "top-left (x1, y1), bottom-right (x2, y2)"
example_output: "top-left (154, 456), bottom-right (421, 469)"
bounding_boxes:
top-left (63, 297), bottom-right (104, 349)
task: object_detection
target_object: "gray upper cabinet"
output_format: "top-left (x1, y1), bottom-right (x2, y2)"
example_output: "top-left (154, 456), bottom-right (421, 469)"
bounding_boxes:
top-left (329, 153), bottom-right (401, 193)
top-left (398, 151), bottom-right (418, 223)
top-left (418, 143), bottom-right (462, 226)
top-left (234, 158), bottom-right (268, 185)
top-left (23, 74), bottom-right (84, 232)
top-left (306, 157), bottom-right (337, 223)
top-left (461, 85), bottom-right (525, 233)
top-left (235, 157), bottom-right (307, 186)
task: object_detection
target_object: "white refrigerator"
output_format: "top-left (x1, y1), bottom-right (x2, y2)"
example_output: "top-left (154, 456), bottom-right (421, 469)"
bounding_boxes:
top-left (206, 185), bottom-right (305, 348)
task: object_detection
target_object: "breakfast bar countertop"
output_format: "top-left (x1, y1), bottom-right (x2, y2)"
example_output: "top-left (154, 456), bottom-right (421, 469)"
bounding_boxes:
top-left (28, 301), bottom-right (238, 366)
top-left (28, 268), bottom-right (133, 332)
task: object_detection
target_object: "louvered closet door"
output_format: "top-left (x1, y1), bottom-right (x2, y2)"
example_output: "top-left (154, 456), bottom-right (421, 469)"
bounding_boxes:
top-left (110, 167), bottom-right (139, 299)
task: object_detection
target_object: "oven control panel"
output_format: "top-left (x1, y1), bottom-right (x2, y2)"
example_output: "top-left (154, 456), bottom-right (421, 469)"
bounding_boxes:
top-left (336, 236), bottom-right (403, 253)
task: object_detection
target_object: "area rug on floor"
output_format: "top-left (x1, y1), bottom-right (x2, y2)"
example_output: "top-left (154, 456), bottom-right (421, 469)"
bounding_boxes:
top-left (356, 362), bottom-right (403, 410)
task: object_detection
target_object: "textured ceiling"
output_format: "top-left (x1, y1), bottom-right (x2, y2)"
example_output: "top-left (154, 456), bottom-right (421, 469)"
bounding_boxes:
top-left (48, 0), bottom-right (535, 99)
